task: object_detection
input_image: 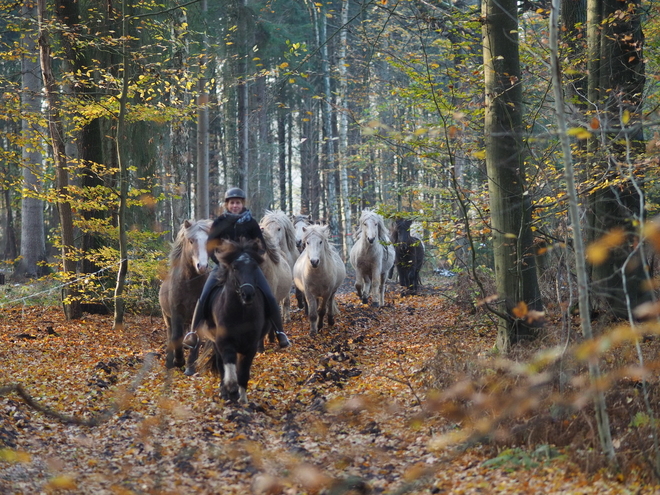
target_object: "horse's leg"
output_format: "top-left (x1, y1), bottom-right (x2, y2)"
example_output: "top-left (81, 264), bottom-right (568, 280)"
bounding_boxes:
top-left (219, 345), bottom-right (240, 402)
top-left (164, 315), bottom-right (175, 368)
top-left (354, 272), bottom-right (364, 303)
top-left (236, 352), bottom-right (256, 404)
top-left (306, 291), bottom-right (319, 336)
top-left (378, 272), bottom-right (387, 306)
top-left (327, 292), bottom-right (338, 326)
top-left (281, 294), bottom-right (291, 323)
top-left (167, 313), bottom-right (185, 369)
top-left (295, 287), bottom-right (305, 309)
top-left (317, 296), bottom-right (327, 331)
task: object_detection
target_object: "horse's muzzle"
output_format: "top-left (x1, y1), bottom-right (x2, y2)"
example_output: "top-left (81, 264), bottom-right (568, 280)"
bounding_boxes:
top-left (310, 259), bottom-right (320, 268)
top-left (238, 283), bottom-right (256, 305)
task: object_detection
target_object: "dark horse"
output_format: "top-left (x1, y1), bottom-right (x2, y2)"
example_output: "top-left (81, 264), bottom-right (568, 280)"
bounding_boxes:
top-left (391, 219), bottom-right (425, 293)
top-left (197, 239), bottom-right (270, 403)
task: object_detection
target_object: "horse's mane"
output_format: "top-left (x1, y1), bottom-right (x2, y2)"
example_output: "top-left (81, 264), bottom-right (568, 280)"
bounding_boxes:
top-left (356, 209), bottom-right (390, 243)
top-left (218, 238), bottom-right (265, 266)
top-left (261, 229), bottom-right (283, 264)
top-left (301, 224), bottom-right (335, 253)
top-left (292, 214), bottom-right (311, 226)
top-left (169, 219), bottom-right (212, 264)
top-left (262, 210), bottom-right (298, 255)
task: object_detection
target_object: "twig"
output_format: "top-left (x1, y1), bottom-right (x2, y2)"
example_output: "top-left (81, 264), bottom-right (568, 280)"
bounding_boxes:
top-left (0, 353), bottom-right (156, 427)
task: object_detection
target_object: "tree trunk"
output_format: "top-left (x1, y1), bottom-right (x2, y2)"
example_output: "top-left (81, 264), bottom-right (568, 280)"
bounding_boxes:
top-left (37, 0), bottom-right (81, 319)
top-left (549, 0), bottom-right (616, 463)
top-left (586, 0), bottom-right (649, 319)
top-left (337, 0), bottom-right (352, 255)
top-left (16, 0), bottom-right (46, 280)
top-left (196, 0), bottom-right (210, 220)
top-left (482, 0), bottom-right (542, 351)
top-left (113, 4), bottom-right (130, 329)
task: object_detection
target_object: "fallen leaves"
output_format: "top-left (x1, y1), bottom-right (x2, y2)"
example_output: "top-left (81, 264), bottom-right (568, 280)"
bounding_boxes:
top-left (1, 287), bottom-right (657, 494)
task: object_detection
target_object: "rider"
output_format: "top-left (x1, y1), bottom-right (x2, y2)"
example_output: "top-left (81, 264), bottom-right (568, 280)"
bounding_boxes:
top-left (185, 187), bottom-right (291, 349)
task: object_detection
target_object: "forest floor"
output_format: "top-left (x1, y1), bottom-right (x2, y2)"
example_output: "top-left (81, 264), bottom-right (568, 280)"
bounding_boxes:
top-left (1, 276), bottom-right (659, 494)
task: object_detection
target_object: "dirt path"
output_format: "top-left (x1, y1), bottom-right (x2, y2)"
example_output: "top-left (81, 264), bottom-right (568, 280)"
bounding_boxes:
top-left (0, 286), bottom-right (648, 494)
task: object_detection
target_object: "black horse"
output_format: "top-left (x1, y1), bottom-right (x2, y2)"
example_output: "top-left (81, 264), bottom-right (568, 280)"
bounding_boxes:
top-left (391, 219), bottom-right (425, 293)
top-left (194, 239), bottom-right (270, 403)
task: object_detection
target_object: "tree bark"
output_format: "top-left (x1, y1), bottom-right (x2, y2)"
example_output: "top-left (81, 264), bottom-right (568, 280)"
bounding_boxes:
top-left (16, 0), bottom-right (46, 280)
top-left (37, 0), bottom-right (81, 319)
top-left (196, 0), bottom-right (210, 220)
top-left (482, 0), bottom-right (542, 351)
top-left (586, 0), bottom-right (649, 319)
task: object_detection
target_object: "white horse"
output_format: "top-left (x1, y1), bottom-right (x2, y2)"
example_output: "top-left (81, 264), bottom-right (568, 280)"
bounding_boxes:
top-left (260, 229), bottom-right (293, 323)
top-left (293, 224), bottom-right (346, 336)
top-left (349, 209), bottom-right (395, 307)
top-left (261, 210), bottom-right (299, 270)
top-left (292, 214), bottom-right (312, 252)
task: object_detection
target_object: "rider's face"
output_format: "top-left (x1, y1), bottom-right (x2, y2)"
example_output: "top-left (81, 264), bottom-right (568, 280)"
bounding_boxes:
top-left (226, 198), bottom-right (244, 214)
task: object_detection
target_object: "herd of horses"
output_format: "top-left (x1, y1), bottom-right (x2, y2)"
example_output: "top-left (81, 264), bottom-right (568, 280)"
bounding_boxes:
top-left (159, 210), bottom-right (425, 403)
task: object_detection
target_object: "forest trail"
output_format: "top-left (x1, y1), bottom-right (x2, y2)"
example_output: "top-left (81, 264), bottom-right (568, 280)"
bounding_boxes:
top-left (0, 284), bottom-right (648, 494)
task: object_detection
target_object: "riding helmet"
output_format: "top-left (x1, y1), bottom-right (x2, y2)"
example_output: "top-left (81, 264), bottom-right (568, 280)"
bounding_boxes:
top-left (224, 187), bottom-right (246, 202)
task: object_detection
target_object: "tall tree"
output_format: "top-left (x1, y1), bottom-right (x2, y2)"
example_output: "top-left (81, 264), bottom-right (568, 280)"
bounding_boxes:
top-left (16, 0), bottom-right (46, 280)
top-left (196, 0), bottom-right (210, 220)
top-left (37, 0), bottom-right (80, 319)
top-left (482, 0), bottom-right (542, 351)
top-left (586, 0), bottom-right (649, 318)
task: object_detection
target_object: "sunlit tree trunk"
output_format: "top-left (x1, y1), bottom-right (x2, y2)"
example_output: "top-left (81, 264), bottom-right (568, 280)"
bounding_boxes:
top-left (482, 0), bottom-right (542, 351)
top-left (196, 0), bottom-right (209, 220)
top-left (37, 0), bottom-right (80, 319)
top-left (113, 4), bottom-right (130, 329)
top-left (337, 0), bottom-right (351, 254)
top-left (319, 9), bottom-right (340, 247)
top-left (16, 1), bottom-right (46, 280)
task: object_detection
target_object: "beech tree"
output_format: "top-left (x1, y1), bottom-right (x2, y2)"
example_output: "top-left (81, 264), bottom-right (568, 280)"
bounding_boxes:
top-left (482, 0), bottom-right (542, 351)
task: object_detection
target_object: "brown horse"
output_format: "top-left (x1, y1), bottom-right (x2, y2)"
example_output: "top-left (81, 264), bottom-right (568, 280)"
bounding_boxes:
top-left (159, 219), bottom-right (212, 369)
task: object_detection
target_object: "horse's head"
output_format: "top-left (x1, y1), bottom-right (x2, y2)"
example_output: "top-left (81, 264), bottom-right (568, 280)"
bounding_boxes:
top-left (394, 219), bottom-right (413, 243)
top-left (177, 219), bottom-right (211, 274)
top-left (302, 225), bottom-right (329, 268)
top-left (293, 214), bottom-right (311, 252)
top-left (219, 240), bottom-right (264, 306)
top-left (360, 211), bottom-right (381, 244)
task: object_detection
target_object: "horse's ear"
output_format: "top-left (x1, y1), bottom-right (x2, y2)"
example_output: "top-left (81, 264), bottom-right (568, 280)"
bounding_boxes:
top-left (302, 226), bottom-right (308, 233)
top-left (184, 219), bottom-right (192, 228)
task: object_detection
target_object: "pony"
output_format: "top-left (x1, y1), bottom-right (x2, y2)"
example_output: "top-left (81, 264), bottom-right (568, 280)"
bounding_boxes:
top-left (293, 224), bottom-right (346, 336)
top-left (259, 229), bottom-right (293, 323)
top-left (349, 209), bottom-right (395, 306)
top-left (261, 210), bottom-right (303, 310)
top-left (197, 239), bottom-right (270, 403)
top-left (391, 218), bottom-right (425, 293)
top-left (183, 230), bottom-right (291, 376)
top-left (292, 214), bottom-right (312, 252)
top-left (159, 219), bottom-right (212, 370)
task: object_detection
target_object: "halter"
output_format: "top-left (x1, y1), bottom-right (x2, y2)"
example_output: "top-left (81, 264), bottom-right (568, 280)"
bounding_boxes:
top-left (237, 282), bottom-right (255, 296)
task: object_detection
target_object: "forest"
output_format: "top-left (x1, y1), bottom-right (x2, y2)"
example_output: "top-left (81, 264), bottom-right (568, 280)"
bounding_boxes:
top-left (2, 0), bottom-right (660, 491)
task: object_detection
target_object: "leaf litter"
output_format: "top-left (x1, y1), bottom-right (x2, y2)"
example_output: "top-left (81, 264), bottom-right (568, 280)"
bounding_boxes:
top-left (1, 285), bottom-right (657, 494)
